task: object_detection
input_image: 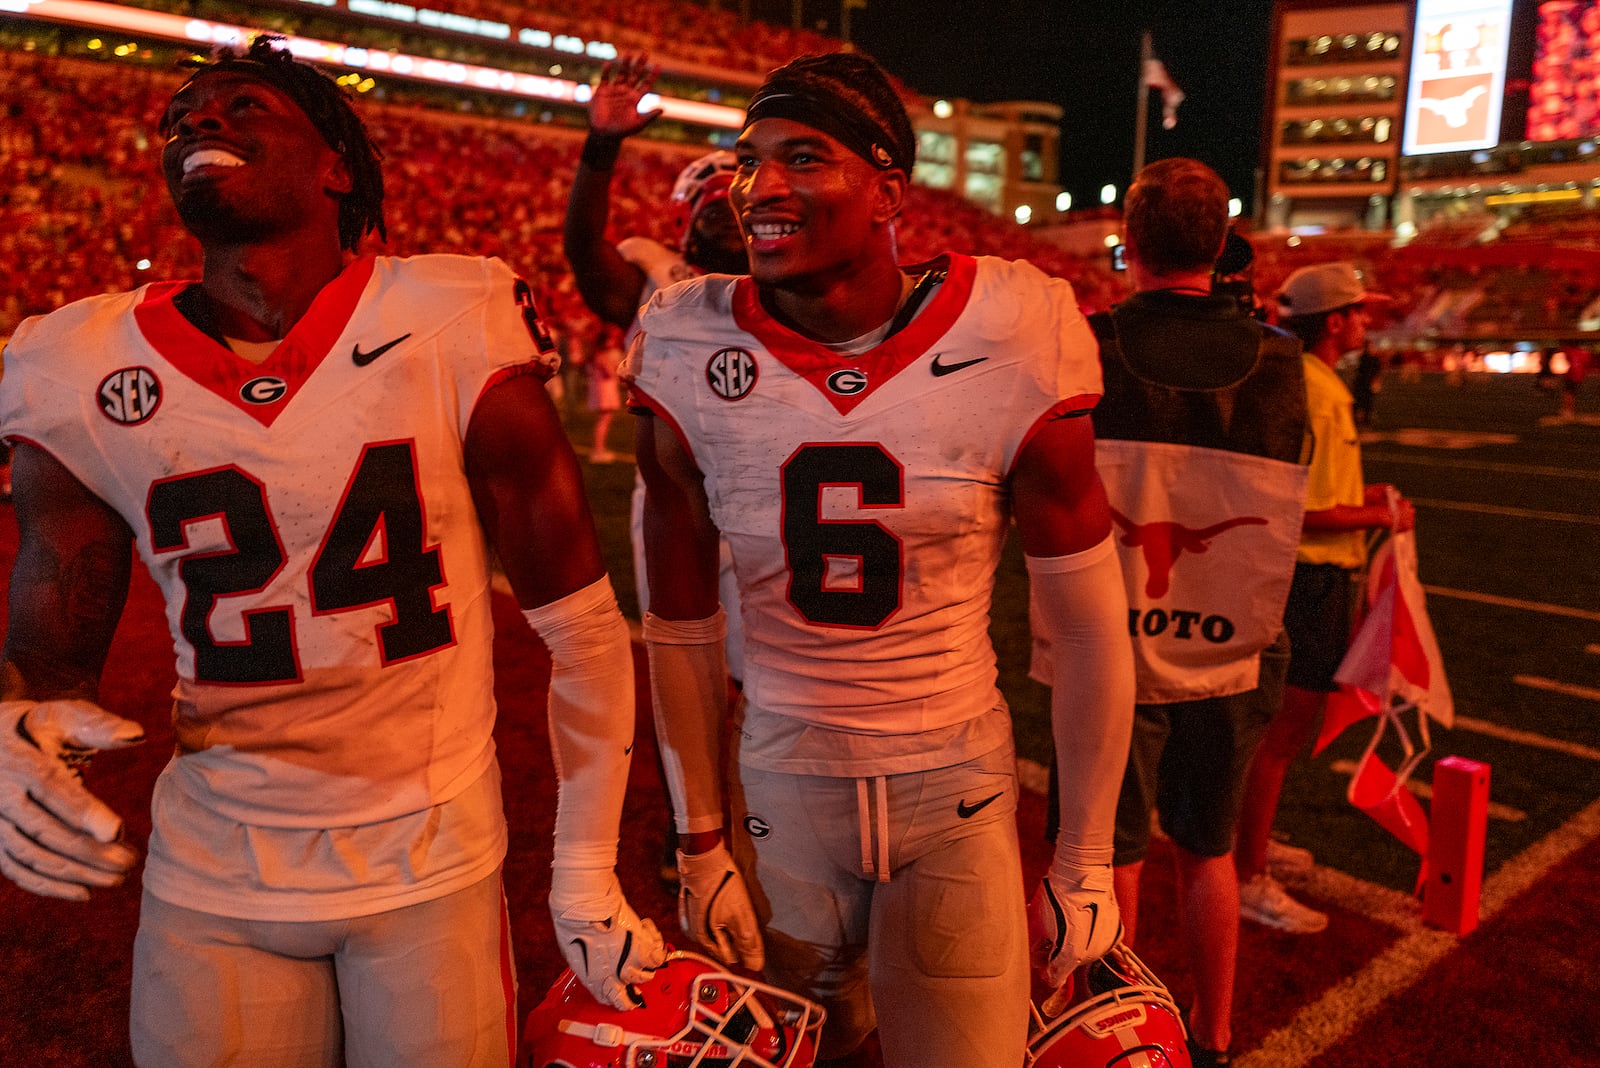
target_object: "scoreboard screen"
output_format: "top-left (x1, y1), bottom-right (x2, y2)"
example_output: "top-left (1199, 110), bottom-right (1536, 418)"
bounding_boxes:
top-left (1404, 0), bottom-right (1517, 154)
top-left (1526, 0), bottom-right (1600, 141)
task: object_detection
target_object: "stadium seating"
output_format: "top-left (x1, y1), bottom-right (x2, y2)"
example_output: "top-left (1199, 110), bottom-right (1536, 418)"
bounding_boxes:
top-left (0, 50), bottom-right (1120, 338)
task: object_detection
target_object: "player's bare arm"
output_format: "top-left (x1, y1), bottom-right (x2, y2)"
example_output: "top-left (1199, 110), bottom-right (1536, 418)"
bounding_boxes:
top-left (563, 53), bottom-right (662, 329)
top-left (464, 373), bottom-right (605, 606)
top-left (1012, 413), bottom-right (1136, 1004)
top-left (1010, 413), bottom-right (1112, 555)
top-left (0, 443), bottom-right (145, 900)
top-left (634, 413), bottom-right (721, 623)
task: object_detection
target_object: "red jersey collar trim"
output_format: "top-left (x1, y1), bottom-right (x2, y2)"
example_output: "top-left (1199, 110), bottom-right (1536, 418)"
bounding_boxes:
top-left (730, 254), bottom-right (978, 416)
top-left (133, 255), bottom-right (378, 428)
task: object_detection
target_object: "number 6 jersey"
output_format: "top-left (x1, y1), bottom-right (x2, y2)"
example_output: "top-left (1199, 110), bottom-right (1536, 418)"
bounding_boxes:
top-left (629, 254), bottom-right (1101, 736)
top-left (0, 254), bottom-right (556, 833)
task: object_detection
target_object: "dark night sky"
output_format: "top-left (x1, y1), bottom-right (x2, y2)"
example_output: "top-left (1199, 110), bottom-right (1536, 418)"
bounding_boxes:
top-left (750, 0), bottom-right (1280, 212)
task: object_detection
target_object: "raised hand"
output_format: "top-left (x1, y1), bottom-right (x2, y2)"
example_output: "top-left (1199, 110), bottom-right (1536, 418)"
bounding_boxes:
top-left (587, 52), bottom-right (663, 140)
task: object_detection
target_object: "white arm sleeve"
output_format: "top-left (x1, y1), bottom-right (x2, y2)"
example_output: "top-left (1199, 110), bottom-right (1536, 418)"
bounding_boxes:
top-left (1027, 536), bottom-right (1136, 869)
top-left (642, 609), bottom-right (728, 836)
top-left (521, 576), bottom-right (635, 887)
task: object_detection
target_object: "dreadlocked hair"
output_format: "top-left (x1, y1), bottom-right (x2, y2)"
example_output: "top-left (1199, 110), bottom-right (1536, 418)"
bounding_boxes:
top-left (167, 35), bottom-right (386, 250)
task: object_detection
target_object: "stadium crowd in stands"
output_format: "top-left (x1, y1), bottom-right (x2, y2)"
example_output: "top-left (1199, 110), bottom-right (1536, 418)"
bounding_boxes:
top-left (0, 50), bottom-right (1114, 340)
top-left (6, 45), bottom-right (1598, 348)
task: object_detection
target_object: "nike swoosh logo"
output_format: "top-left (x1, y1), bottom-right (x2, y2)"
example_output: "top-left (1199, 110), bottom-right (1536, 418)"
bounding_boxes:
top-left (931, 352), bottom-right (988, 377)
top-left (623, 743), bottom-right (634, 755)
top-left (352, 332), bottom-right (412, 366)
top-left (956, 791), bottom-right (1003, 819)
top-left (1085, 901), bottom-right (1099, 943)
top-left (570, 937), bottom-right (589, 974)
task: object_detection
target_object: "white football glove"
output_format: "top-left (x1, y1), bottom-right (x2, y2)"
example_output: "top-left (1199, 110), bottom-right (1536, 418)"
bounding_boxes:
top-left (677, 842), bottom-right (763, 970)
top-left (549, 870), bottom-right (667, 1010)
top-left (1027, 860), bottom-right (1121, 1015)
top-left (0, 699), bottom-right (144, 901)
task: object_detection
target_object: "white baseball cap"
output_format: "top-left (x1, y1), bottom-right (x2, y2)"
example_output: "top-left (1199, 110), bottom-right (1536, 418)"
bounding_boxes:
top-left (1276, 262), bottom-right (1390, 317)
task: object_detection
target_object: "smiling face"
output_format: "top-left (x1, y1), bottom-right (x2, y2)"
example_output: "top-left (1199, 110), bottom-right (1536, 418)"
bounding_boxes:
top-left (730, 117), bottom-right (903, 294)
top-left (685, 196), bottom-right (748, 275)
top-left (160, 71), bottom-right (350, 247)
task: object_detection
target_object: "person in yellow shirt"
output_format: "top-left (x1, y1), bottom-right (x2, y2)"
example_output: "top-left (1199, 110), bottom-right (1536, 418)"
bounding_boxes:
top-left (1235, 262), bottom-right (1415, 934)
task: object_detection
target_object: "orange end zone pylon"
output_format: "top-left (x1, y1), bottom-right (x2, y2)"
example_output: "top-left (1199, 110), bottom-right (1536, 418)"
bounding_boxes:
top-left (1423, 756), bottom-right (1491, 935)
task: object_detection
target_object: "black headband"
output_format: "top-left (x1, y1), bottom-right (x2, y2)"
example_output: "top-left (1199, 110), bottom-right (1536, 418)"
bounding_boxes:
top-left (743, 90), bottom-right (909, 174)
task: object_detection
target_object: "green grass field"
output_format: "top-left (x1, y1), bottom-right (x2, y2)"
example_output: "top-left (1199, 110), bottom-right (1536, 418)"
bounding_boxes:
top-left (565, 371), bottom-right (1600, 895)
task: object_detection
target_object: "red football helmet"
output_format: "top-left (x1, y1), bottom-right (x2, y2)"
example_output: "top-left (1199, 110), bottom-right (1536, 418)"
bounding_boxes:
top-left (667, 151), bottom-right (738, 248)
top-left (522, 949), bottom-right (825, 1068)
top-left (1026, 941), bottom-right (1192, 1068)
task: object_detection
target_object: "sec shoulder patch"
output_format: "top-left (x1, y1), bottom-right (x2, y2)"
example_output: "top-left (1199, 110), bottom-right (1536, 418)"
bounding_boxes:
top-left (707, 347), bottom-right (758, 400)
top-left (98, 367), bottom-right (162, 425)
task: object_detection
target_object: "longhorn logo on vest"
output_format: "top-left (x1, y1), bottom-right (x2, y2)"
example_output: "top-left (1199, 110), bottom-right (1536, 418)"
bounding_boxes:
top-left (707, 347), bottom-right (758, 400)
top-left (826, 368), bottom-right (868, 395)
top-left (240, 376), bottom-right (289, 405)
top-left (98, 367), bottom-right (162, 425)
top-left (1111, 508), bottom-right (1268, 599)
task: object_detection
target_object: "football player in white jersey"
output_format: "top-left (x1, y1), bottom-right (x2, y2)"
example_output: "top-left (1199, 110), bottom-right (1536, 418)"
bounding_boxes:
top-left (0, 38), bottom-right (661, 1066)
top-left (628, 53), bottom-right (1136, 1067)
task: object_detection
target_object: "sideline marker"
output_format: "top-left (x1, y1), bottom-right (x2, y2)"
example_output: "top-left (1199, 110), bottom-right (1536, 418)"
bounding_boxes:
top-left (1423, 756), bottom-right (1490, 934)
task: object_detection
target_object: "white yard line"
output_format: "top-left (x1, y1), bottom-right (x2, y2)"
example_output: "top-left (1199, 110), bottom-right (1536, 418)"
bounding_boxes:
top-left (1361, 453), bottom-right (1600, 481)
top-left (1422, 585), bottom-right (1600, 624)
top-left (1513, 674), bottom-right (1600, 703)
top-left (1450, 714), bottom-right (1600, 762)
top-left (1410, 497), bottom-right (1600, 525)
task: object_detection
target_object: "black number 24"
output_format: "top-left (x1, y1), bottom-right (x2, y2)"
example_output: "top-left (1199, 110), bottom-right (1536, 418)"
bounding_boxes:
top-left (146, 442), bottom-right (453, 684)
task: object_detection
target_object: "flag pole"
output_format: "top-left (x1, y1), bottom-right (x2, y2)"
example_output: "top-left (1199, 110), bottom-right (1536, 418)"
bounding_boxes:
top-left (1132, 29), bottom-right (1151, 184)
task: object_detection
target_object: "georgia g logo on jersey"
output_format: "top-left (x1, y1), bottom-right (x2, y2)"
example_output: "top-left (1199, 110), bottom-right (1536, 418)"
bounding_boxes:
top-left (98, 367), bottom-right (162, 425)
top-left (826, 368), bottom-right (868, 396)
top-left (240, 376), bottom-right (289, 405)
top-left (707, 347), bottom-right (758, 400)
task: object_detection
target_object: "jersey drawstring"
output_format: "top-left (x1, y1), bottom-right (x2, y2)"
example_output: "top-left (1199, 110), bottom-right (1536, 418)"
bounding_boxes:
top-left (855, 776), bottom-right (892, 883)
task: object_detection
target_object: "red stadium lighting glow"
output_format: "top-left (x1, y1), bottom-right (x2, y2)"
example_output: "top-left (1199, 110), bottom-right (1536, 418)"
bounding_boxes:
top-left (0, 0), bottom-right (746, 128)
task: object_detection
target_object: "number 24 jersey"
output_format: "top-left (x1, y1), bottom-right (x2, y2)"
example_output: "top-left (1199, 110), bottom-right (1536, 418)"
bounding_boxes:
top-left (630, 254), bottom-right (1101, 735)
top-left (0, 254), bottom-right (556, 829)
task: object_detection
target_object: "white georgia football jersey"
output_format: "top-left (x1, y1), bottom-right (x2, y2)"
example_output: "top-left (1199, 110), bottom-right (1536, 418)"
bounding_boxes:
top-left (0, 254), bottom-right (557, 828)
top-left (616, 236), bottom-right (696, 344)
top-left (631, 254), bottom-right (1100, 735)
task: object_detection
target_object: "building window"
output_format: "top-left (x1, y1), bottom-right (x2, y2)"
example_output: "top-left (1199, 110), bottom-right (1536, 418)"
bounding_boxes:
top-left (1278, 156), bottom-right (1389, 184)
top-left (1284, 31), bottom-right (1402, 66)
top-left (1284, 74), bottom-right (1397, 106)
top-left (1280, 116), bottom-right (1393, 145)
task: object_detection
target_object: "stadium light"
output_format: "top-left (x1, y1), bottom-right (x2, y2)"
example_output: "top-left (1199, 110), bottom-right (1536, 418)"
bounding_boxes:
top-left (1014, 205), bottom-right (1032, 225)
top-left (1100, 183), bottom-right (1116, 205)
top-left (933, 99), bottom-right (953, 119)
top-left (6, 0), bottom-right (746, 128)
top-left (1055, 191), bottom-right (1071, 212)
top-left (1228, 197), bottom-right (1242, 218)
top-left (1103, 233), bottom-right (1120, 248)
